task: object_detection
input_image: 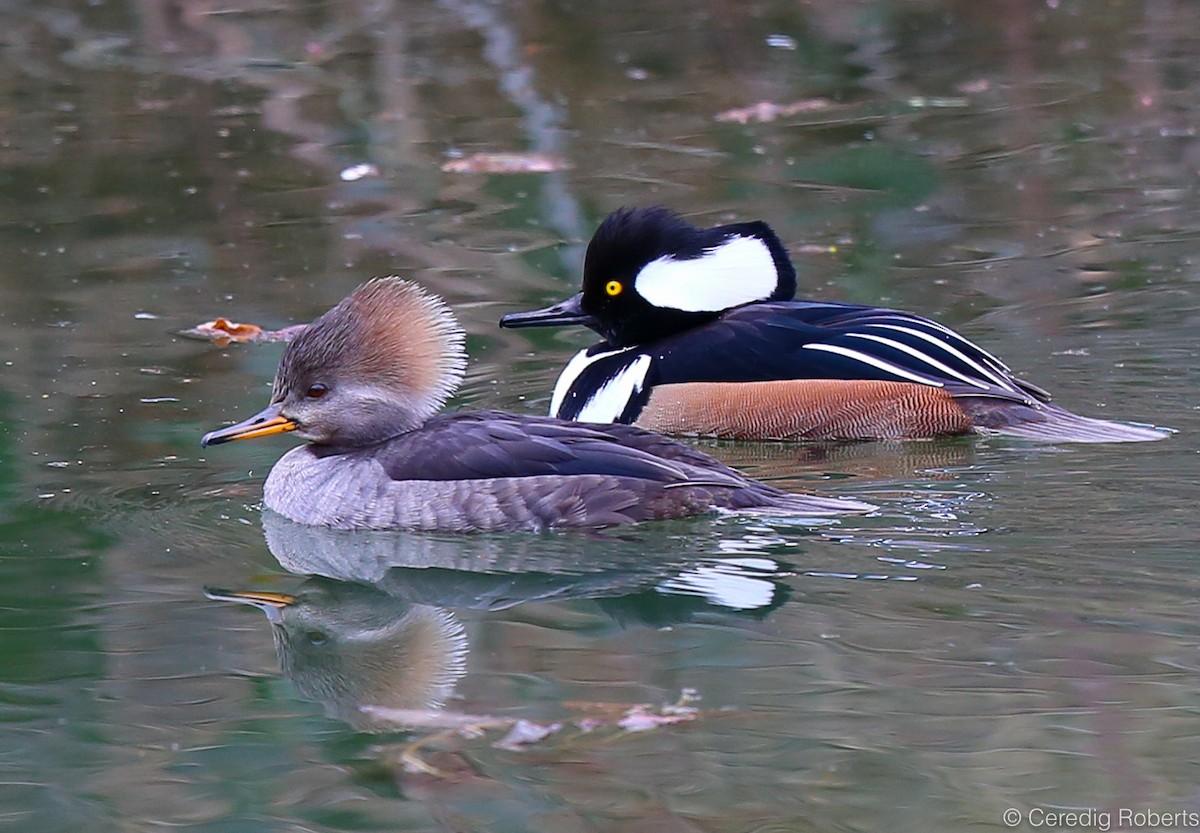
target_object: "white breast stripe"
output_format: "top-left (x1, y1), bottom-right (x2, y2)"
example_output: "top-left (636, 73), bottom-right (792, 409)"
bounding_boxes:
top-left (847, 332), bottom-right (992, 389)
top-left (635, 235), bottom-right (777, 312)
top-left (549, 345), bottom-right (637, 417)
top-left (863, 323), bottom-right (1017, 390)
top-left (574, 353), bottom-right (654, 423)
top-left (802, 343), bottom-right (944, 387)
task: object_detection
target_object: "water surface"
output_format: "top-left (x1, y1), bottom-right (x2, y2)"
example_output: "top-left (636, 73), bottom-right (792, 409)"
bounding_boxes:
top-left (1, 1), bottom-right (1198, 831)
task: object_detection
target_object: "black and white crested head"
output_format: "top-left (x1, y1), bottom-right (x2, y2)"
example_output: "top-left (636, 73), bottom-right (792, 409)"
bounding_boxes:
top-left (579, 206), bottom-right (797, 345)
top-left (272, 277), bottom-right (467, 445)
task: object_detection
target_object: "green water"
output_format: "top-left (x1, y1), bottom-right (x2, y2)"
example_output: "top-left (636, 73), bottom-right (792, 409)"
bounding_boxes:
top-left (1, 1), bottom-right (1198, 830)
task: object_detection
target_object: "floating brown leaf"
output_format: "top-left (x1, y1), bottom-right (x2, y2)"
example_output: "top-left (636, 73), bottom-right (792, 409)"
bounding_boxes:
top-left (181, 318), bottom-right (307, 347)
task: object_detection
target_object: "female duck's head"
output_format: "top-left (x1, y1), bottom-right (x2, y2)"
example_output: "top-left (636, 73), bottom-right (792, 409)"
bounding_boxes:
top-left (202, 277), bottom-right (467, 448)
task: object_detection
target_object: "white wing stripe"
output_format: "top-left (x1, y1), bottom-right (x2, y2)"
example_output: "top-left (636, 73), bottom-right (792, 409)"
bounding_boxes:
top-left (908, 318), bottom-right (1009, 370)
top-left (866, 318), bottom-right (1011, 372)
top-left (846, 332), bottom-right (992, 389)
top-left (863, 323), bottom-right (1017, 390)
top-left (802, 344), bottom-right (944, 387)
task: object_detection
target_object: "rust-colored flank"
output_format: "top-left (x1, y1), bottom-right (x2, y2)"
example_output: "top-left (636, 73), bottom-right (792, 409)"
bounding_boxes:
top-left (635, 379), bottom-right (974, 441)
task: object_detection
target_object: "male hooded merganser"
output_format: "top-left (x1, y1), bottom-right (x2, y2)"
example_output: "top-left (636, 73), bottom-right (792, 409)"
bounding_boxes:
top-left (200, 277), bottom-right (873, 531)
top-left (500, 206), bottom-right (1170, 443)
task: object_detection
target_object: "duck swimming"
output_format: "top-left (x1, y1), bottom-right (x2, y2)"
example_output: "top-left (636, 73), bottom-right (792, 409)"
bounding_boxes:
top-left (201, 277), bottom-right (874, 532)
top-left (500, 206), bottom-right (1169, 443)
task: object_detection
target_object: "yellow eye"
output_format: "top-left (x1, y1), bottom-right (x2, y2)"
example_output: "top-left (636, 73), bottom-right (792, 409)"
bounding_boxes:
top-left (605, 280), bottom-right (623, 297)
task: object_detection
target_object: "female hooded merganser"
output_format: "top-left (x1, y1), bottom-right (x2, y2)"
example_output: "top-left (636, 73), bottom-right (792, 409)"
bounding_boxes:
top-left (201, 277), bottom-right (873, 532)
top-left (500, 206), bottom-right (1170, 443)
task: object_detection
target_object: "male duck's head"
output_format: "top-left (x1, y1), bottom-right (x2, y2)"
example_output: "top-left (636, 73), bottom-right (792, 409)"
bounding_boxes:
top-left (202, 277), bottom-right (466, 448)
top-left (500, 206), bottom-right (797, 346)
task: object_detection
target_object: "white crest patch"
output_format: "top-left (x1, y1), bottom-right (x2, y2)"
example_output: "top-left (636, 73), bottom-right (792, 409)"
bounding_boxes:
top-left (634, 235), bottom-right (778, 312)
top-left (657, 557), bottom-right (780, 611)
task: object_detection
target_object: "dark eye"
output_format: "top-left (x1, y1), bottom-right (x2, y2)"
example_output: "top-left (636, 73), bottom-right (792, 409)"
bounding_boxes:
top-left (305, 383), bottom-right (328, 399)
top-left (305, 630), bottom-right (328, 646)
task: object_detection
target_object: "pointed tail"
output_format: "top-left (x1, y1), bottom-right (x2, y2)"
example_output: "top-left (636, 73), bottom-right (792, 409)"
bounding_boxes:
top-left (970, 402), bottom-right (1173, 443)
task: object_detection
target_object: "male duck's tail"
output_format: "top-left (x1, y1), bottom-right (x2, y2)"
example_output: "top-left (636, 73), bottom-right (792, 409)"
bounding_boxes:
top-left (961, 399), bottom-right (1172, 443)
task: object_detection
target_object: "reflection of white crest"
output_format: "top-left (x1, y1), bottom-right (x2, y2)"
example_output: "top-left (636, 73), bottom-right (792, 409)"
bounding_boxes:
top-left (656, 557), bottom-right (784, 611)
top-left (252, 510), bottom-right (798, 644)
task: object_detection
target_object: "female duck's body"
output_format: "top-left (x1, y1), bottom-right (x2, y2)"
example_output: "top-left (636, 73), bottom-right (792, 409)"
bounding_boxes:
top-left (202, 278), bottom-right (873, 532)
top-left (261, 409), bottom-right (868, 531)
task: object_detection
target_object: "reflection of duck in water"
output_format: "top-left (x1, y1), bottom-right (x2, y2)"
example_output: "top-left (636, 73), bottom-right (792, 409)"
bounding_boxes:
top-left (210, 516), bottom-right (801, 729)
top-left (259, 509), bottom-right (793, 621)
top-left (208, 516), bottom-right (798, 730)
top-left (206, 579), bottom-right (466, 732)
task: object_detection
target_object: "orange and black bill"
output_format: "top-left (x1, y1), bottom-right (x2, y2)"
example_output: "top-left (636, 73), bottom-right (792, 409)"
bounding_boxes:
top-left (201, 402), bottom-right (296, 447)
top-left (205, 588), bottom-right (297, 624)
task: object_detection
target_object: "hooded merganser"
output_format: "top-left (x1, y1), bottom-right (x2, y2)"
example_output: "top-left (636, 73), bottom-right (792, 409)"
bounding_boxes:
top-left (200, 277), bottom-right (873, 531)
top-left (500, 206), bottom-right (1170, 443)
